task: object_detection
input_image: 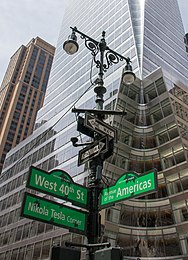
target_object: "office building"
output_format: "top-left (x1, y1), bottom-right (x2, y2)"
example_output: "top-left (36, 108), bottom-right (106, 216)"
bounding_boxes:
top-left (0, 37), bottom-right (55, 173)
top-left (0, 0), bottom-right (188, 259)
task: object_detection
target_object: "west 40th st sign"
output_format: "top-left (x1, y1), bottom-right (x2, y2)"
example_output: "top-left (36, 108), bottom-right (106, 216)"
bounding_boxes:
top-left (27, 167), bottom-right (88, 209)
top-left (100, 170), bottom-right (157, 208)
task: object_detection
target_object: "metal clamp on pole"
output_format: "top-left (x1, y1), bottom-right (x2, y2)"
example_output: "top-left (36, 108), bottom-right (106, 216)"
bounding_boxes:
top-left (72, 108), bottom-right (127, 116)
top-left (65, 241), bottom-right (111, 249)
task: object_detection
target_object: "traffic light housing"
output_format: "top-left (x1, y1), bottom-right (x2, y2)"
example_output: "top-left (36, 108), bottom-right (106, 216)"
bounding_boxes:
top-left (51, 246), bottom-right (80, 260)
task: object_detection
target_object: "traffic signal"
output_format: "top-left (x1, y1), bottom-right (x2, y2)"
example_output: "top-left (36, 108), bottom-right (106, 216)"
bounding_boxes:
top-left (51, 246), bottom-right (80, 260)
top-left (94, 247), bottom-right (123, 260)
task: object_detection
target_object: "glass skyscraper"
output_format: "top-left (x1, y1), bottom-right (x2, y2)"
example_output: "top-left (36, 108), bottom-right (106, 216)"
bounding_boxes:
top-left (0, 0), bottom-right (188, 259)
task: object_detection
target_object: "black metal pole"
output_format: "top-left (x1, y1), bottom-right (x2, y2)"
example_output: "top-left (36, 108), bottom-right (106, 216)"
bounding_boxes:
top-left (86, 32), bottom-right (107, 260)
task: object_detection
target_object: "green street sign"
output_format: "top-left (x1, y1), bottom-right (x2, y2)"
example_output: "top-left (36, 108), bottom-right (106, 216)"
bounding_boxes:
top-left (27, 166), bottom-right (88, 209)
top-left (100, 170), bottom-right (157, 208)
top-left (21, 193), bottom-right (87, 235)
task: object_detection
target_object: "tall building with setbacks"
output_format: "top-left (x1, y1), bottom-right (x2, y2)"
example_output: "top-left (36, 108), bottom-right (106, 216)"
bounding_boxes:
top-left (0, 37), bottom-right (55, 174)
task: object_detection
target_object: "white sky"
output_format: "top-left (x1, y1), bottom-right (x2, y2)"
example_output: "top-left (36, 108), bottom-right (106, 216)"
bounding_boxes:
top-left (0, 0), bottom-right (187, 84)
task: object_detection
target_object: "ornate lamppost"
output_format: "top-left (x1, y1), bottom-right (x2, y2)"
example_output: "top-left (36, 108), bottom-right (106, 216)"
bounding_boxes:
top-left (63, 26), bottom-right (135, 259)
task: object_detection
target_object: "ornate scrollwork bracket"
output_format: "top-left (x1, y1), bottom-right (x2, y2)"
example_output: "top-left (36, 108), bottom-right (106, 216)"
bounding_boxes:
top-left (71, 26), bottom-right (129, 74)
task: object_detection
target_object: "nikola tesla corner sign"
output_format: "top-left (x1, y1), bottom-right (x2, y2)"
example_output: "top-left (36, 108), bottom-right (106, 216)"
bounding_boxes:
top-left (21, 193), bottom-right (87, 235)
top-left (21, 166), bottom-right (88, 235)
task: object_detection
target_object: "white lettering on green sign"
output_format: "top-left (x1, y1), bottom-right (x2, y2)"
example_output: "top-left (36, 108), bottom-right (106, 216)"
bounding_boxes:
top-left (22, 193), bottom-right (87, 235)
top-left (27, 167), bottom-right (88, 208)
top-left (101, 171), bottom-right (157, 207)
top-left (35, 174), bottom-right (58, 191)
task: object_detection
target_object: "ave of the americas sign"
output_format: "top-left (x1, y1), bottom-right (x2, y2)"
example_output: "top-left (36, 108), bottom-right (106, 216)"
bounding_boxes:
top-left (100, 170), bottom-right (157, 208)
top-left (27, 166), bottom-right (88, 209)
top-left (21, 193), bottom-right (87, 235)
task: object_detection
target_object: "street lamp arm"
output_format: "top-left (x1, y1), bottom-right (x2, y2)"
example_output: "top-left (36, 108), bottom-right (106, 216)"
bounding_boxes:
top-left (70, 26), bottom-right (130, 61)
top-left (70, 26), bottom-right (99, 46)
top-left (70, 26), bottom-right (99, 52)
top-left (70, 26), bottom-right (131, 73)
top-left (105, 46), bottom-right (130, 63)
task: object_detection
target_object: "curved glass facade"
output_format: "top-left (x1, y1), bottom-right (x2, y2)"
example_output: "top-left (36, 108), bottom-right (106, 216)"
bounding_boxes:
top-left (102, 69), bottom-right (188, 258)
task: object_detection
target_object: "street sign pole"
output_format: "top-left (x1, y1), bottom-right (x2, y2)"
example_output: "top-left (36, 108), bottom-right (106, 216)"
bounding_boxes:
top-left (86, 41), bottom-right (107, 260)
top-left (64, 26), bottom-right (136, 260)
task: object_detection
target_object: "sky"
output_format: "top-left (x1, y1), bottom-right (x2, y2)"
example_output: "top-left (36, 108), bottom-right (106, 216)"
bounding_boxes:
top-left (0, 0), bottom-right (187, 84)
